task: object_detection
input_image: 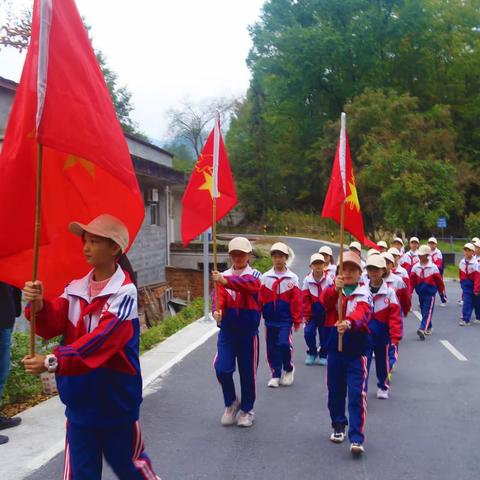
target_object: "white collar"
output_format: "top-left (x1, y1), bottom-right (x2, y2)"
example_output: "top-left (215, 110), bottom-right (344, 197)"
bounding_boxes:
top-left (224, 265), bottom-right (254, 276)
top-left (264, 267), bottom-right (294, 278)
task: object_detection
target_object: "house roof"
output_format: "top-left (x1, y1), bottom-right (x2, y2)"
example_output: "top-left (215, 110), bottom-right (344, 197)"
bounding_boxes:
top-left (124, 132), bottom-right (174, 158)
top-left (132, 155), bottom-right (185, 185)
top-left (0, 77), bottom-right (18, 91)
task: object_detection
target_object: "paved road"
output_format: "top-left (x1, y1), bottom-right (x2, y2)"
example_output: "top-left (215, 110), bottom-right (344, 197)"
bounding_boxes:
top-left (27, 238), bottom-right (480, 480)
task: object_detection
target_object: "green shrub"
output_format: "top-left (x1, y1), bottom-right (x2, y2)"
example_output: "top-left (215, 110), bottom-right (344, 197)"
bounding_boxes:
top-left (465, 212), bottom-right (480, 239)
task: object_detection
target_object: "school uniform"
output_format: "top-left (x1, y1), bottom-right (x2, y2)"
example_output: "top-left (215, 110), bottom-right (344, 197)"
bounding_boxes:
top-left (409, 261), bottom-right (446, 332)
top-left (430, 248), bottom-right (444, 275)
top-left (365, 280), bottom-right (402, 392)
top-left (213, 266), bottom-right (262, 413)
top-left (323, 284), bottom-right (373, 445)
top-left (26, 266), bottom-right (159, 480)
top-left (324, 264), bottom-right (337, 281)
top-left (302, 271), bottom-right (332, 359)
top-left (459, 258), bottom-right (480, 324)
top-left (260, 268), bottom-right (302, 379)
top-left (392, 264), bottom-right (411, 291)
top-left (400, 250), bottom-right (419, 274)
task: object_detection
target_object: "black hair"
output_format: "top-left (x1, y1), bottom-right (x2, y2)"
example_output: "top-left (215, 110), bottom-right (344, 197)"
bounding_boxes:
top-left (117, 253), bottom-right (138, 288)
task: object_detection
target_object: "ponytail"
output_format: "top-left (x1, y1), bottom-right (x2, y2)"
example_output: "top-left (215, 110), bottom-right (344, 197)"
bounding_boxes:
top-left (117, 253), bottom-right (138, 288)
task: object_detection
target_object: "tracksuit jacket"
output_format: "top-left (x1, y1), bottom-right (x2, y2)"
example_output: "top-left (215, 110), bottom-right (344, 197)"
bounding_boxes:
top-left (459, 258), bottom-right (480, 323)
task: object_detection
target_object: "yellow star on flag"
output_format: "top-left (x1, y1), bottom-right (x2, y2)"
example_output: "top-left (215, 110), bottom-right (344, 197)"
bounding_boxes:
top-left (198, 171), bottom-right (220, 199)
top-left (345, 180), bottom-right (360, 212)
top-left (63, 154), bottom-right (95, 178)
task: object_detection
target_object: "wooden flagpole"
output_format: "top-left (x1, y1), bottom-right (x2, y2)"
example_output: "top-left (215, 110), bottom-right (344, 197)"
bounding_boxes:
top-left (212, 112), bottom-right (220, 311)
top-left (30, 142), bottom-right (44, 357)
top-left (337, 200), bottom-right (345, 352)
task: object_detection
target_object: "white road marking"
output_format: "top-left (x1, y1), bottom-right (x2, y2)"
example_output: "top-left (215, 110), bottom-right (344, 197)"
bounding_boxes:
top-left (440, 340), bottom-right (468, 362)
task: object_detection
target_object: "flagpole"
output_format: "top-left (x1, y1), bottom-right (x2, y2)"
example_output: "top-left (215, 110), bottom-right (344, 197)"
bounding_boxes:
top-left (30, 142), bottom-right (43, 356)
top-left (212, 112), bottom-right (220, 311)
top-left (338, 112), bottom-right (347, 353)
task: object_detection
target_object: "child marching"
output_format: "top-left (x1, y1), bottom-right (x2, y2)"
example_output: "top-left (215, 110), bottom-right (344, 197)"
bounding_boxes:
top-left (400, 237), bottom-right (420, 273)
top-left (323, 252), bottom-right (372, 455)
top-left (260, 242), bottom-right (302, 388)
top-left (22, 215), bottom-right (160, 480)
top-left (212, 237), bottom-right (262, 428)
top-left (302, 253), bottom-right (332, 366)
top-left (428, 237), bottom-right (447, 307)
top-left (458, 243), bottom-right (480, 326)
top-left (319, 246), bottom-right (337, 280)
top-left (410, 245), bottom-right (446, 340)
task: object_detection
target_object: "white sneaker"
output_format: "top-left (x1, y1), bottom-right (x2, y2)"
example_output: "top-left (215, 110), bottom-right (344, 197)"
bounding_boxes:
top-left (237, 410), bottom-right (254, 428)
top-left (459, 320), bottom-right (467, 326)
top-left (350, 443), bottom-right (365, 455)
top-left (329, 430), bottom-right (345, 443)
top-left (457, 300), bottom-right (464, 306)
top-left (440, 302), bottom-right (447, 308)
top-left (268, 377), bottom-right (280, 388)
top-left (280, 367), bottom-right (295, 386)
top-left (220, 399), bottom-right (240, 425)
top-left (376, 388), bottom-right (389, 400)
top-left (473, 319), bottom-right (480, 324)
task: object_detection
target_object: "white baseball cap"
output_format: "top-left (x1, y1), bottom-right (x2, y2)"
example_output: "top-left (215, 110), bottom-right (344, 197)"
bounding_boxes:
top-left (377, 240), bottom-right (388, 249)
top-left (472, 237), bottom-right (480, 243)
top-left (388, 247), bottom-right (401, 257)
top-left (349, 241), bottom-right (362, 253)
top-left (338, 251), bottom-right (362, 270)
top-left (367, 248), bottom-right (380, 257)
top-left (366, 255), bottom-right (386, 269)
top-left (464, 243), bottom-right (475, 252)
top-left (310, 253), bottom-right (325, 265)
top-left (270, 242), bottom-right (289, 256)
top-left (228, 237), bottom-right (252, 253)
top-left (474, 240), bottom-right (480, 248)
top-left (381, 252), bottom-right (395, 265)
top-left (410, 236), bottom-right (420, 244)
top-left (418, 245), bottom-right (431, 256)
top-left (428, 237), bottom-right (437, 244)
top-left (69, 214), bottom-right (129, 253)
top-left (319, 246), bottom-right (333, 256)
top-left (392, 237), bottom-right (404, 245)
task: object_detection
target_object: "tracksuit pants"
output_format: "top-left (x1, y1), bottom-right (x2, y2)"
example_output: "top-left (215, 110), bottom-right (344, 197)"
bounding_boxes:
top-left (266, 325), bottom-right (294, 378)
top-left (214, 331), bottom-right (259, 413)
top-left (367, 342), bottom-right (390, 391)
top-left (388, 343), bottom-right (399, 372)
top-left (304, 316), bottom-right (327, 358)
top-left (327, 351), bottom-right (368, 444)
top-left (418, 294), bottom-right (435, 331)
top-left (461, 291), bottom-right (480, 323)
top-left (64, 420), bottom-right (159, 480)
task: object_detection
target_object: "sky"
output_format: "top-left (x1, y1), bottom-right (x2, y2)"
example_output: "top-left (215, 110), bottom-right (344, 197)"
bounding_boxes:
top-left (0, 0), bottom-right (265, 141)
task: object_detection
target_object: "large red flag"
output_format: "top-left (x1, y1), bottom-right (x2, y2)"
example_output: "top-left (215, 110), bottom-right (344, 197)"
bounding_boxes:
top-left (321, 114), bottom-right (376, 248)
top-left (181, 121), bottom-right (237, 246)
top-left (0, 0), bottom-right (144, 298)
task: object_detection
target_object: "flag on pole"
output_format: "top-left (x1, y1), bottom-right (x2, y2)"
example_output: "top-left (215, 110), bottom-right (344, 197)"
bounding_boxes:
top-left (321, 113), bottom-right (377, 248)
top-left (0, 0), bottom-right (144, 298)
top-left (181, 119), bottom-right (237, 246)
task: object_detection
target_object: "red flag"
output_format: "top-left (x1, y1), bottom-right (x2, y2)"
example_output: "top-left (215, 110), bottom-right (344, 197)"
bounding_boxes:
top-left (181, 121), bottom-right (237, 246)
top-left (0, 0), bottom-right (144, 298)
top-left (321, 114), bottom-right (376, 248)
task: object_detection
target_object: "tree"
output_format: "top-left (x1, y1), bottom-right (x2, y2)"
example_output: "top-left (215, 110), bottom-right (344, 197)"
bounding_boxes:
top-left (0, 3), bottom-right (145, 137)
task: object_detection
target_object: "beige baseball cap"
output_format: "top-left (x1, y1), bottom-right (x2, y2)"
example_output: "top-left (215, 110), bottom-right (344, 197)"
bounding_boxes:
top-left (270, 242), bottom-right (289, 256)
top-left (319, 246), bottom-right (333, 256)
top-left (410, 236), bottom-right (420, 244)
top-left (69, 214), bottom-right (129, 253)
top-left (388, 247), bottom-right (401, 257)
top-left (418, 245), bottom-right (431, 256)
top-left (472, 237), bottom-right (480, 243)
top-left (474, 240), bottom-right (480, 248)
top-left (428, 237), bottom-right (437, 244)
top-left (382, 252), bottom-right (395, 265)
top-left (377, 240), bottom-right (388, 249)
top-left (464, 243), bottom-right (475, 252)
top-left (367, 248), bottom-right (380, 257)
top-left (349, 241), bottom-right (362, 253)
top-left (310, 253), bottom-right (325, 265)
top-left (366, 254), bottom-right (387, 269)
top-left (339, 251), bottom-right (362, 270)
top-left (228, 237), bottom-right (252, 253)
top-left (392, 237), bottom-right (404, 245)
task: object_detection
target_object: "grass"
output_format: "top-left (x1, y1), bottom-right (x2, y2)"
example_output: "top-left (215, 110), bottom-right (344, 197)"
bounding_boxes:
top-left (443, 264), bottom-right (459, 279)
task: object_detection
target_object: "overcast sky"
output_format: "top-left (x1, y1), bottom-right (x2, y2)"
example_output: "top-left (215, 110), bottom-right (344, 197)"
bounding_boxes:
top-left (0, 0), bottom-right (265, 141)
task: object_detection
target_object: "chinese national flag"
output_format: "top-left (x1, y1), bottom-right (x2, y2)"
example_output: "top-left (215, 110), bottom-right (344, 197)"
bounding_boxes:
top-left (0, 0), bottom-right (144, 298)
top-left (181, 122), bottom-right (237, 246)
top-left (321, 114), bottom-right (377, 248)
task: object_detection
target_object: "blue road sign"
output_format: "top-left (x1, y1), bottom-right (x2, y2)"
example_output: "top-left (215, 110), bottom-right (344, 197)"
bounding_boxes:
top-left (437, 217), bottom-right (447, 228)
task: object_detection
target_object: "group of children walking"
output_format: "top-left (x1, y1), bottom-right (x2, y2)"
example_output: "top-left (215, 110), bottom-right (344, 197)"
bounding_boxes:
top-left (210, 233), bottom-right (469, 456)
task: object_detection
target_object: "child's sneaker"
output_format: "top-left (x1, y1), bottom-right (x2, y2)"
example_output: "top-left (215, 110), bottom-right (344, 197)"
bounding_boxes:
top-left (425, 328), bottom-right (433, 335)
top-left (417, 329), bottom-right (426, 340)
top-left (459, 320), bottom-right (467, 326)
top-left (221, 399), bottom-right (240, 426)
top-left (316, 357), bottom-right (327, 366)
top-left (329, 427), bottom-right (345, 443)
top-left (305, 354), bottom-right (316, 366)
top-left (280, 366), bottom-right (295, 386)
top-left (376, 388), bottom-right (389, 400)
top-left (473, 319), bottom-right (480, 324)
top-left (457, 299), bottom-right (464, 306)
top-left (237, 410), bottom-right (254, 428)
top-left (440, 302), bottom-right (447, 308)
top-left (350, 443), bottom-right (365, 455)
top-left (268, 377), bottom-right (280, 388)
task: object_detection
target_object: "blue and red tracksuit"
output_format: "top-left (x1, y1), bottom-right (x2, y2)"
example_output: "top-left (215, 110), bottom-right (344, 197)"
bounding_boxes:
top-left (260, 268), bottom-right (302, 379)
top-left (26, 266), bottom-right (158, 480)
top-left (459, 258), bottom-right (480, 323)
top-left (323, 284), bottom-right (372, 444)
top-left (302, 272), bottom-right (332, 359)
top-left (213, 266), bottom-right (262, 413)
top-left (410, 261), bottom-right (446, 331)
top-left (400, 250), bottom-right (419, 274)
top-left (365, 280), bottom-right (402, 391)
top-left (431, 248), bottom-right (444, 275)
top-left (392, 265), bottom-right (411, 294)
top-left (385, 272), bottom-right (410, 371)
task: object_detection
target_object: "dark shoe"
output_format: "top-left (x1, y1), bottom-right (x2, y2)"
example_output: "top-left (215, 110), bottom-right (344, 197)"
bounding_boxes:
top-left (417, 329), bottom-right (426, 341)
top-left (0, 434), bottom-right (8, 445)
top-left (0, 415), bottom-right (22, 431)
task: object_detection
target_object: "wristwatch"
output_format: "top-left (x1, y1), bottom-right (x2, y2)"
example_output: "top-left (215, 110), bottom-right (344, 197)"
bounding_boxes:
top-left (44, 354), bottom-right (58, 373)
